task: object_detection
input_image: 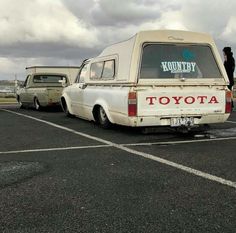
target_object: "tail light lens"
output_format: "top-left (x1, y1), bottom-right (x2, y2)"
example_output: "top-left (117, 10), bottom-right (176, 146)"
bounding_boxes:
top-left (225, 90), bottom-right (232, 113)
top-left (128, 92), bottom-right (137, 117)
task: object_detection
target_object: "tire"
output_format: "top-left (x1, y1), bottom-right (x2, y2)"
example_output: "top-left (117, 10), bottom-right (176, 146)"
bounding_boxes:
top-left (34, 98), bottom-right (41, 110)
top-left (62, 99), bottom-right (73, 117)
top-left (17, 96), bottom-right (24, 109)
top-left (98, 106), bottom-right (111, 129)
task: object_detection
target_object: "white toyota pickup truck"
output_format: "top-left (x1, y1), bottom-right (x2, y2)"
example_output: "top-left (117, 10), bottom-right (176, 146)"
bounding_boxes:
top-left (61, 30), bottom-right (231, 131)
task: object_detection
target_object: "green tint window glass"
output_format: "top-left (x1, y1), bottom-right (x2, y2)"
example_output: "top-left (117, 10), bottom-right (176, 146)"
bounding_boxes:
top-left (140, 44), bottom-right (222, 79)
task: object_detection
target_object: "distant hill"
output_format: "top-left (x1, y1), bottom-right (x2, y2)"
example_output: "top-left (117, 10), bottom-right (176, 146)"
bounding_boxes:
top-left (0, 80), bottom-right (15, 86)
top-left (0, 80), bottom-right (23, 86)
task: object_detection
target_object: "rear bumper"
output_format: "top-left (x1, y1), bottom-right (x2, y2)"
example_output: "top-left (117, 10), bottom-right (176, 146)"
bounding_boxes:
top-left (40, 101), bottom-right (61, 107)
top-left (127, 113), bottom-right (230, 127)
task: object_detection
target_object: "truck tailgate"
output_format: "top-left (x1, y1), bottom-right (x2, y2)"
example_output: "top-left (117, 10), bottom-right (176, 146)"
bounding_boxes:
top-left (137, 88), bottom-right (225, 116)
top-left (47, 88), bottom-right (63, 102)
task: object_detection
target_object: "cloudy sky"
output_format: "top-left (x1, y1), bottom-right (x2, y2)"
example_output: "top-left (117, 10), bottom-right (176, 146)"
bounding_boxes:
top-left (0, 0), bottom-right (236, 80)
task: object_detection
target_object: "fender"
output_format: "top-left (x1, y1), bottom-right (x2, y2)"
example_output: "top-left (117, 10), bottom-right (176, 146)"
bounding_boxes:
top-left (61, 92), bottom-right (74, 115)
top-left (93, 99), bottom-right (115, 123)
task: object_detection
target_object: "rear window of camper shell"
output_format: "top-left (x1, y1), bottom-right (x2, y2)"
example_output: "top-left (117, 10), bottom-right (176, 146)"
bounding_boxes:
top-left (33, 74), bottom-right (67, 84)
top-left (139, 43), bottom-right (222, 79)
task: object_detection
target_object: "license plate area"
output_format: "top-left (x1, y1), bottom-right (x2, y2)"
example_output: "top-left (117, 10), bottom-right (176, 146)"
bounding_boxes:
top-left (171, 117), bottom-right (194, 127)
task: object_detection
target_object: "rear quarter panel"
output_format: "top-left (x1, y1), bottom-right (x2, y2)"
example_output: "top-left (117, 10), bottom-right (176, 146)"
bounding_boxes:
top-left (82, 85), bottom-right (130, 124)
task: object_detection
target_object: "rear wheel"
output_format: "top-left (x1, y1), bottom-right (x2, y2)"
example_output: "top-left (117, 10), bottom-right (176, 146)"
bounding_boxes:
top-left (98, 106), bottom-right (111, 129)
top-left (17, 96), bottom-right (24, 109)
top-left (34, 98), bottom-right (41, 110)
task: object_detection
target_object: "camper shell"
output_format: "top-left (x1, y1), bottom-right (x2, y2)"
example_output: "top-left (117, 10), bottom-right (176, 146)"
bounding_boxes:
top-left (26, 66), bottom-right (80, 84)
top-left (61, 30), bottom-right (231, 129)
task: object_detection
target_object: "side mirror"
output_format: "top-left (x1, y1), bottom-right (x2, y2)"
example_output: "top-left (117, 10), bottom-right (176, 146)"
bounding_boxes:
top-left (15, 80), bottom-right (23, 88)
top-left (18, 84), bottom-right (24, 88)
top-left (59, 77), bottom-right (67, 87)
top-left (78, 83), bottom-right (87, 89)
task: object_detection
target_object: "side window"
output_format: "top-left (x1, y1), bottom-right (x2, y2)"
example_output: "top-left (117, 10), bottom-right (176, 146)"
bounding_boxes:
top-left (90, 59), bottom-right (115, 80)
top-left (23, 75), bottom-right (31, 87)
top-left (102, 60), bottom-right (115, 79)
top-left (90, 62), bottom-right (103, 79)
top-left (76, 63), bottom-right (88, 83)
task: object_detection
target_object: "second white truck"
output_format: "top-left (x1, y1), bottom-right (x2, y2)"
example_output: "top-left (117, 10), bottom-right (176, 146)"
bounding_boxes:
top-left (16, 66), bottom-right (80, 109)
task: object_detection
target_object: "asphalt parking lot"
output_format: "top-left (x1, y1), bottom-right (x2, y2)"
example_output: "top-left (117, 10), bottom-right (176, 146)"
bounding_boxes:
top-left (0, 104), bottom-right (236, 233)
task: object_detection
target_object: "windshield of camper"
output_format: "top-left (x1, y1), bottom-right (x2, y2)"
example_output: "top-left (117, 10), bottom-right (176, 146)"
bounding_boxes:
top-left (140, 44), bottom-right (222, 79)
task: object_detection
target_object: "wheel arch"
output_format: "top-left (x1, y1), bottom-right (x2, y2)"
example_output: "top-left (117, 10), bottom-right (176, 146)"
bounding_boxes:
top-left (33, 96), bottom-right (41, 110)
top-left (33, 95), bottom-right (39, 102)
top-left (92, 101), bottom-right (114, 124)
top-left (16, 94), bottom-right (20, 102)
top-left (16, 94), bottom-right (24, 108)
top-left (61, 94), bottom-right (74, 115)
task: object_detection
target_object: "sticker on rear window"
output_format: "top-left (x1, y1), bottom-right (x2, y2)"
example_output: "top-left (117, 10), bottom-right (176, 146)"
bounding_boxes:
top-left (182, 49), bottom-right (195, 60)
top-left (161, 61), bottom-right (196, 73)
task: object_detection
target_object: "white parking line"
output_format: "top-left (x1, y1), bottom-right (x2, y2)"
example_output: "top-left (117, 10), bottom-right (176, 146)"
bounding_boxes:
top-left (0, 145), bottom-right (111, 155)
top-left (2, 109), bottom-right (236, 189)
top-left (226, 120), bottom-right (236, 124)
top-left (122, 136), bottom-right (236, 146)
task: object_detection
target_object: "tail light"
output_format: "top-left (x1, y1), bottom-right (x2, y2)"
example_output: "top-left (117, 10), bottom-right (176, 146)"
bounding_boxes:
top-left (128, 92), bottom-right (137, 117)
top-left (225, 90), bottom-right (232, 113)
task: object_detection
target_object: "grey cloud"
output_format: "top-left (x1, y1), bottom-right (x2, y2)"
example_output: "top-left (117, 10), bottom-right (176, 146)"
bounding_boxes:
top-left (63, 0), bottom-right (163, 27)
top-left (180, 1), bottom-right (236, 35)
top-left (90, 0), bottom-right (162, 26)
top-left (0, 43), bottom-right (100, 60)
top-left (179, 0), bottom-right (236, 54)
top-left (1, 0), bottom-right (236, 81)
top-left (0, 42), bottom-right (101, 80)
